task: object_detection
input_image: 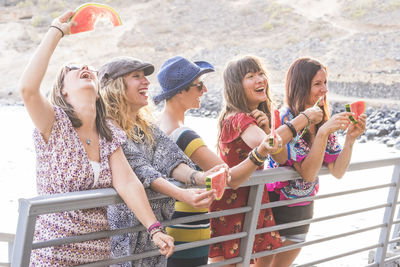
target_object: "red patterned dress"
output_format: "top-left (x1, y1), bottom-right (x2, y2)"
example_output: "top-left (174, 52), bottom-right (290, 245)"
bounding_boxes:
top-left (209, 113), bottom-right (282, 260)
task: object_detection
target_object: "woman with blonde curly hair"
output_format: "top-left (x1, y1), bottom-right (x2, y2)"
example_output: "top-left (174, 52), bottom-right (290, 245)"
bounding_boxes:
top-left (99, 57), bottom-right (225, 267)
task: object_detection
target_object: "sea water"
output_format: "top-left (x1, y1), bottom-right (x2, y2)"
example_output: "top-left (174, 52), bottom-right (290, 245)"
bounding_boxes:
top-left (1, 105), bottom-right (400, 266)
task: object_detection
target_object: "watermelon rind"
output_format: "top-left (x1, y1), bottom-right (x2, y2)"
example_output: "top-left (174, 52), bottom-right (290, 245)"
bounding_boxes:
top-left (205, 169), bottom-right (226, 200)
top-left (345, 103), bottom-right (358, 124)
top-left (69, 3), bottom-right (122, 34)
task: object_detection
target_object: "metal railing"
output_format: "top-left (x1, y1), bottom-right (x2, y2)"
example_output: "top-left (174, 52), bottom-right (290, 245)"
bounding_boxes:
top-left (9, 155), bottom-right (400, 267)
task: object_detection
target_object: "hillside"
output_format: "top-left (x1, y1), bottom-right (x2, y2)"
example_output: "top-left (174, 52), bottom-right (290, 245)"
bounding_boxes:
top-left (1, 0), bottom-right (400, 107)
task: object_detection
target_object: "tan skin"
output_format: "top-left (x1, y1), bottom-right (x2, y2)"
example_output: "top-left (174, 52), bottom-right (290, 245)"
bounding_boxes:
top-left (160, 70), bottom-right (323, 267)
top-left (19, 11), bottom-right (174, 257)
top-left (268, 68), bottom-right (367, 267)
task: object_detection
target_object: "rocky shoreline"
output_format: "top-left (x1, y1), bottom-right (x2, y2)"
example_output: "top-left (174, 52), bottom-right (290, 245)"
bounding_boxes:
top-left (2, 81), bottom-right (400, 150)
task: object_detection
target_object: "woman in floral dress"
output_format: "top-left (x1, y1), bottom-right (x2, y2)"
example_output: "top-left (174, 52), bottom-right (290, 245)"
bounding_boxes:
top-left (211, 55), bottom-right (324, 266)
top-left (267, 57), bottom-right (367, 266)
top-left (19, 11), bottom-right (174, 266)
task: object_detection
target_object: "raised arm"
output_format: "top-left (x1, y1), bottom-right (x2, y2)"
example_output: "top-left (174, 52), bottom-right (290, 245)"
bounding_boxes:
top-left (19, 11), bottom-right (73, 141)
top-left (110, 147), bottom-right (174, 257)
top-left (327, 114), bottom-right (366, 178)
top-left (291, 112), bottom-right (352, 182)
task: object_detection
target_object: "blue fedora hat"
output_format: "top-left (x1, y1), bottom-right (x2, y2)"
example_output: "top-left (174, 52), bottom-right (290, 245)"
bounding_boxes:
top-left (153, 56), bottom-right (215, 104)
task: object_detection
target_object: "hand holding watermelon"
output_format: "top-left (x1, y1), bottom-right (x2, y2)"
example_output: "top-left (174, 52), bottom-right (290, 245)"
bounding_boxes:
top-left (346, 113), bottom-right (367, 141)
top-left (50, 10), bottom-right (76, 37)
top-left (182, 188), bottom-right (217, 209)
top-left (303, 105), bottom-right (323, 125)
top-left (319, 112), bottom-right (352, 135)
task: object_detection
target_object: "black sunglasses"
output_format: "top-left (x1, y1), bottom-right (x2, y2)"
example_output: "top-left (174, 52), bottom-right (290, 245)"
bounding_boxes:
top-left (189, 81), bottom-right (204, 91)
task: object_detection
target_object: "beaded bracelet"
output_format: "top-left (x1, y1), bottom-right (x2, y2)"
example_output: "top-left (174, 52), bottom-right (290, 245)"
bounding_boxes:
top-left (284, 121), bottom-right (297, 138)
top-left (49, 25), bottom-right (64, 38)
top-left (147, 221), bottom-right (162, 234)
top-left (248, 149), bottom-right (264, 166)
top-left (150, 227), bottom-right (166, 240)
top-left (253, 147), bottom-right (268, 161)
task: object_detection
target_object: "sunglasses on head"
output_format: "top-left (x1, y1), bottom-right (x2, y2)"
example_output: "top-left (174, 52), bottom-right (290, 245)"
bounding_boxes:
top-left (189, 81), bottom-right (204, 91)
top-left (65, 65), bottom-right (98, 74)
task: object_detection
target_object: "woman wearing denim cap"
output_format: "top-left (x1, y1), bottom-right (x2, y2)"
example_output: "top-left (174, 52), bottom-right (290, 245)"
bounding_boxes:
top-left (156, 56), bottom-right (285, 266)
top-left (19, 11), bottom-right (174, 266)
top-left (99, 56), bottom-right (225, 267)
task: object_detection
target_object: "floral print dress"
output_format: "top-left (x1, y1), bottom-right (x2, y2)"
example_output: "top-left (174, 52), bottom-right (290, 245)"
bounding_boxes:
top-left (209, 113), bottom-right (282, 260)
top-left (30, 106), bottom-right (126, 266)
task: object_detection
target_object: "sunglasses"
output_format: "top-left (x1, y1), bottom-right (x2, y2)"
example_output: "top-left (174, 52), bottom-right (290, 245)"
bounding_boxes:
top-left (65, 65), bottom-right (98, 75)
top-left (189, 81), bottom-right (204, 91)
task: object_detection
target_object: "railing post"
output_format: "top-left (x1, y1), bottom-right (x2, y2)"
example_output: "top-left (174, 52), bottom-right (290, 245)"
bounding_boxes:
top-left (237, 184), bottom-right (265, 267)
top-left (11, 199), bottom-right (36, 267)
top-left (375, 165), bottom-right (400, 266)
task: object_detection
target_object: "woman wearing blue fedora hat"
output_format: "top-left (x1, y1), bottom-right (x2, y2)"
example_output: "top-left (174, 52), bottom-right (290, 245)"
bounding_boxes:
top-left (98, 56), bottom-right (226, 267)
top-left (156, 56), bottom-right (285, 266)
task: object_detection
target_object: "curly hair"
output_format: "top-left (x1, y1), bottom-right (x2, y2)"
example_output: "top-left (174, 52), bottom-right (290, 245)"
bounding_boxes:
top-left (101, 76), bottom-right (155, 146)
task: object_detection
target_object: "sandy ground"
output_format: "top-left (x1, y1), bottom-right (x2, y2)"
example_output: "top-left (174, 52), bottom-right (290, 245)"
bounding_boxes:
top-left (1, 106), bottom-right (400, 266)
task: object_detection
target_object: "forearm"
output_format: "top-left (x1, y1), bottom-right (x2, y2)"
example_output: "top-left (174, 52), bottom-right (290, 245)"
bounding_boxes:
top-left (276, 113), bottom-right (309, 144)
top-left (150, 177), bottom-right (187, 202)
top-left (114, 177), bottom-right (157, 229)
top-left (20, 28), bottom-right (61, 96)
top-left (229, 159), bottom-right (258, 189)
top-left (295, 132), bottom-right (329, 182)
top-left (170, 163), bottom-right (193, 185)
top-left (328, 136), bottom-right (355, 178)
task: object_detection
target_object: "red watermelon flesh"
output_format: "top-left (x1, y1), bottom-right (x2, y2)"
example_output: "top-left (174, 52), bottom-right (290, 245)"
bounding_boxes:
top-left (345, 101), bottom-right (365, 123)
top-left (70, 3), bottom-right (122, 34)
top-left (206, 168), bottom-right (226, 200)
top-left (269, 107), bottom-right (281, 146)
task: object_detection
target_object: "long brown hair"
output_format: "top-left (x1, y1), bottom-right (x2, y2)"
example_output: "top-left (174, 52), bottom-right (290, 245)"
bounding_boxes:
top-left (50, 66), bottom-right (113, 141)
top-left (217, 55), bottom-right (273, 148)
top-left (101, 76), bottom-right (155, 146)
top-left (285, 57), bottom-right (330, 144)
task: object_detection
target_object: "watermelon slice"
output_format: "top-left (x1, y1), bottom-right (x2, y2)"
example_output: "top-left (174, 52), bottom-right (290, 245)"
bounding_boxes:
top-left (205, 168), bottom-right (226, 200)
top-left (314, 96), bottom-right (324, 107)
top-left (69, 3), bottom-right (122, 34)
top-left (345, 100), bottom-right (365, 124)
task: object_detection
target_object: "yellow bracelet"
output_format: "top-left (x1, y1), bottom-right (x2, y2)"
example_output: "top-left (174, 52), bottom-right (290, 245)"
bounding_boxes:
top-left (270, 146), bottom-right (284, 155)
top-left (251, 149), bottom-right (264, 163)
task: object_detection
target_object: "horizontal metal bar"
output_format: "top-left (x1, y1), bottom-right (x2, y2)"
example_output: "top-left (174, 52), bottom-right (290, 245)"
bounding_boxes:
top-left (253, 223), bottom-right (385, 258)
top-left (0, 233), bottom-right (15, 243)
top-left (33, 207), bottom-right (252, 249)
top-left (296, 243), bottom-right (382, 267)
top-left (256, 203), bottom-right (389, 235)
top-left (260, 183), bottom-right (394, 209)
top-left (77, 233), bottom-right (248, 266)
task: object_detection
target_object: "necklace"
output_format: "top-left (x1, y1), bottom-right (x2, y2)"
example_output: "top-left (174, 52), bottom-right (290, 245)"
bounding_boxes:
top-left (85, 138), bottom-right (91, 145)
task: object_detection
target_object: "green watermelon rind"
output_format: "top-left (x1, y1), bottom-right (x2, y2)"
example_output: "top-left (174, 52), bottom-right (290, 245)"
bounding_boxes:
top-left (345, 103), bottom-right (359, 124)
top-left (205, 171), bottom-right (226, 200)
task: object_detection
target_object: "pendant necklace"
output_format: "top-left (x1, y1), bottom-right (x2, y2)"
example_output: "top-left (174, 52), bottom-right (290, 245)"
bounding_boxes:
top-left (85, 138), bottom-right (91, 145)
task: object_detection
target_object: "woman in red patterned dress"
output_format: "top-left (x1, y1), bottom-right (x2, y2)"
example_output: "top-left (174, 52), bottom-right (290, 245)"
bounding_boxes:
top-left (210, 55), bottom-right (324, 266)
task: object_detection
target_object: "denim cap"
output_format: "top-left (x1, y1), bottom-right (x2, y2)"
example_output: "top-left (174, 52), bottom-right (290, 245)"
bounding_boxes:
top-left (153, 56), bottom-right (215, 104)
top-left (98, 56), bottom-right (154, 88)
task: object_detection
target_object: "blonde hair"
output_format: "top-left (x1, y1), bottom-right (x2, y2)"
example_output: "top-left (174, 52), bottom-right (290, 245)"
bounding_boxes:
top-left (101, 76), bottom-right (155, 145)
